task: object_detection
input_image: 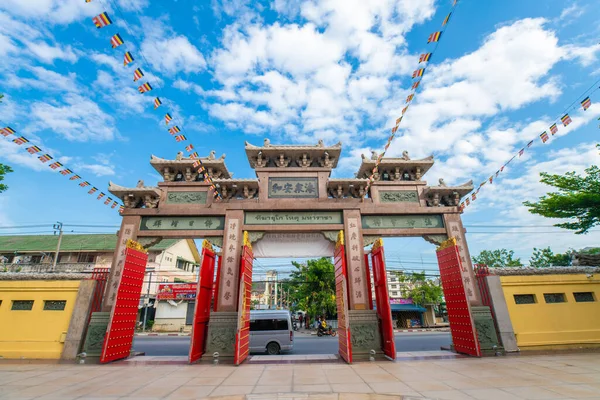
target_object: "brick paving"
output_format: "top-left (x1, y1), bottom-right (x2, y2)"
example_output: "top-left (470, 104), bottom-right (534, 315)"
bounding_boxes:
top-left (1, 352), bottom-right (600, 399)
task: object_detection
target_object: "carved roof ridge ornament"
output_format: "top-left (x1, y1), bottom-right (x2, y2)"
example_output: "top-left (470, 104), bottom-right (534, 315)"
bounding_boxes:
top-left (108, 181), bottom-right (161, 194)
top-left (244, 140), bottom-right (343, 150)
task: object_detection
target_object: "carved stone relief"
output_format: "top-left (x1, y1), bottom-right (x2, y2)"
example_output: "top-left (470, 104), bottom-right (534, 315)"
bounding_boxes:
top-left (379, 191), bottom-right (419, 203)
top-left (247, 231), bottom-right (266, 244)
top-left (166, 191), bottom-right (207, 204)
top-left (321, 231), bottom-right (339, 243)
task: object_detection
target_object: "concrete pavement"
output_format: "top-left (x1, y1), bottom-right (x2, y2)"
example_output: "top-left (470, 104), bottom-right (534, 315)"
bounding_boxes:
top-left (1, 352), bottom-right (600, 399)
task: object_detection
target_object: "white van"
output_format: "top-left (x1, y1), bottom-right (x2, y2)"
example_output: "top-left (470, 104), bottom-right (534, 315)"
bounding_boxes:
top-left (249, 310), bottom-right (294, 355)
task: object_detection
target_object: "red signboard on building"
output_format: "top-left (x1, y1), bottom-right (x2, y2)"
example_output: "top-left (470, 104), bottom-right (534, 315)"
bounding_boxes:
top-left (157, 283), bottom-right (197, 300)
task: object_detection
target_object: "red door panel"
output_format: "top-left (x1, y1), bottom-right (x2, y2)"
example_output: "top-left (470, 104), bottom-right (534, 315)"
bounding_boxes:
top-left (189, 241), bottom-right (216, 363)
top-left (334, 231), bottom-right (352, 364)
top-left (100, 241), bottom-right (148, 363)
top-left (436, 238), bottom-right (481, 357)
top-left (371, 239), bottom-right (396, 360)
top-left (234, 232), bottom-right (253, 366)
top-left (364, 253), bottom-right (374, 310)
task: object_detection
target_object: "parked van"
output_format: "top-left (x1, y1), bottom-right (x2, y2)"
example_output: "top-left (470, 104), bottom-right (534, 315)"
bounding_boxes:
top-left (249, 310), bottom-right (294, 355)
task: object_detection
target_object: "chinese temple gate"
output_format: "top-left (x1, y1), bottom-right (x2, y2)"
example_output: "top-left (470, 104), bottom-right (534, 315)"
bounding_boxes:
top-left (94, 139), bottom-right (496, 363)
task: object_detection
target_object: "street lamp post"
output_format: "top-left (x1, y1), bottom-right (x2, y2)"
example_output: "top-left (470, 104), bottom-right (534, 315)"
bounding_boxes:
top-left (51, 222), bottom-right (63, 272)
top-left (142, 267), bottom-right (155, 332)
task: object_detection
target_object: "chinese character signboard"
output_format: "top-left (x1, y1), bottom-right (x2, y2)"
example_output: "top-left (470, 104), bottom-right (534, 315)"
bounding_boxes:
top-left (346, 217), bottom-right (366, 309)
top-left (220, 218), bottom-right (241, 309)
top-left (104, 223), bottom-right (135, 309)
top-left (447, 221), bottom-right (477, 302)
top-left (362, 215), bottom-right (444, 229)
top-left (268, 177), bottom-right (318, 198)
top-left (157, 283), bottom-right (197, 300)
top-left (140, 216), bottom-right (225, 230)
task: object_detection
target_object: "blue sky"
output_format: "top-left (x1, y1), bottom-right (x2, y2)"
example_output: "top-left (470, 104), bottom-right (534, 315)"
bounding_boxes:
top-left (0, 0), bottom-right (599, 272)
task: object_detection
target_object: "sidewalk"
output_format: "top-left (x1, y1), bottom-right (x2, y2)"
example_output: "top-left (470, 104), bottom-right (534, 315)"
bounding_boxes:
top-left (1, 352), bottom-right (600, 399)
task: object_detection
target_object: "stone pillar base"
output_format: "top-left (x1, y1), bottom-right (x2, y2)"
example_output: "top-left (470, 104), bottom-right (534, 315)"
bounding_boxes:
top-left (349, 309), bottom-right (382, 360)
top-left (472, 306), bottom-right (503, 356)
top-left (81, 311), bottom-right (110, 361)
top-left (204, 311), bottom-right (238, 360)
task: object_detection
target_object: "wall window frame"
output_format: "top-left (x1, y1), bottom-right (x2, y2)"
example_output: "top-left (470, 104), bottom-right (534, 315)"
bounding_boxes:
top-left (513, 294), bottom-right (536, 304)
top-left (12, 300), bottom-right (34, 310)
top-left (543, 293), bottom-right (566, 304)
top-left (573, 292), bottom-right (595, 303)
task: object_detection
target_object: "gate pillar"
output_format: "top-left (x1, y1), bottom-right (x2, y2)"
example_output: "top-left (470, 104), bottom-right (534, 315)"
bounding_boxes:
top-left (343, 211), bottom-right (381, 359)
top-left (102, 215), bottom-right (142, 311)
top-left (205, 211), bottom-right (243, 360)
top-left (443, 214), bottom-right (481, 306)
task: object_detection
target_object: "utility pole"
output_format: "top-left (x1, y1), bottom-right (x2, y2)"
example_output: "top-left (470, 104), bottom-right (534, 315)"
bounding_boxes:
top-left (52, 222), bottom-right (63, 272)
top-left (142, 268), bottom-right (155, 332)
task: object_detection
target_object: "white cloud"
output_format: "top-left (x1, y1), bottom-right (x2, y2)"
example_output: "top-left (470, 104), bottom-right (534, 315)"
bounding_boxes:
top-left (5, 66), bottom-right (79, 93)
top-left (29, 94), bottom-right (117, 142)
top-left (466, 142), bottom-right (600, 254)
top-left (76, 163), bottom-right (115, 177)
top-left (25, 41), bottom-right (78, 64)
top-left (208, 0), bottom-right (437, 141)
top-left (0, 0), bottom-right (102, 24)
top-left (139, 18), bottom-right (207, 75)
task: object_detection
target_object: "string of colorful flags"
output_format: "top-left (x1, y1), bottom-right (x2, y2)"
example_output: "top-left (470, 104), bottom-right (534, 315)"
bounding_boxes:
top-left (460, 89), bottom-right (599, 211)
top-left (0, 123), bottom-right (124, 212)
top-left (88, 5), bottom-right (222, 200)
top-left (363, 0), bottom-right (460, 198)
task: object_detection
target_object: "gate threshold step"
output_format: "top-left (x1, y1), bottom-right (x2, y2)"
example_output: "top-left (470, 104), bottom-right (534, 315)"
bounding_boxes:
top-left (396, 350), bottom-right (462, 360)
top-left (248, 354), bottom-right (339, 363)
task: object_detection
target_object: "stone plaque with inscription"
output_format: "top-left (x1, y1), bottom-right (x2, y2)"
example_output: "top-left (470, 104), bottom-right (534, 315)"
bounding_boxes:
top-left (140, 216), bottom-right (225, 230)
top-left (268, 177), bottom-right (319, 198)
top-left (166, 191), bottom-right (207, 204)
top-left (362, 215), bottom-right (444, 229)
top-left (245, 211), bottom-right (343, 225)
top-left (379, 190), bottom-right (419, 203)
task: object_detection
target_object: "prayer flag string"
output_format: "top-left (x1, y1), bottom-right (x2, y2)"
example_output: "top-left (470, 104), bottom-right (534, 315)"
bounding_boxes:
top-left (363, 0), bottom-right (462, 198)
top-left (85, 1), bottom-right (223, 200)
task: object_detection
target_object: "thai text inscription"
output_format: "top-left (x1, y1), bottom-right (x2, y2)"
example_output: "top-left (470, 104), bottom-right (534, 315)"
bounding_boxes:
top-left (268, 177), bottom-right (319, 198)
top-left (362, 215), bottom-right (443, 229)
top-left (245, 211), bottom-right (343, 225)
top-left (379, 191), bottom-right (419, 203)
top-left (166, 191), bottom-right (207, 204)
top-left (140, 216), bottom-right (225, 230)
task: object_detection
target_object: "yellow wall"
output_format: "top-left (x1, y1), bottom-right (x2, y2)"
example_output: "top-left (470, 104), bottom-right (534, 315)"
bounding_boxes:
top-left (0, 280), bottom-right (81, 359)
top-left (501, 274), bottom-right (600, 349)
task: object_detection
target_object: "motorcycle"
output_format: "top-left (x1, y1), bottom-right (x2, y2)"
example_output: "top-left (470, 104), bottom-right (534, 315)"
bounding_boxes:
top-left (292, 320), bottom-right (299, 331)
top-left (317, 325), bottom-right (337, 337)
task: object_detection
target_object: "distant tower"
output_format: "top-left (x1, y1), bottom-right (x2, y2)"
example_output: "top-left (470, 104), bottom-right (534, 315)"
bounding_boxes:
top-left (265, 270), bottom-right (279, 309)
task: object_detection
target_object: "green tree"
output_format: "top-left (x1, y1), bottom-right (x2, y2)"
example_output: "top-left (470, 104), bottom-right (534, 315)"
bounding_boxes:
top-left (287, 258), bottom-right (336, 320)
top-left (529, 247), bottom-right (572, 268)
top-left (524, 149), bottom-right (600, 234)
top-left (0, 163), bottom-right (12, 194)
top-left (398, 271), bottom-right (443, 306)
top-left (472, 249), bottom-right (523, 268)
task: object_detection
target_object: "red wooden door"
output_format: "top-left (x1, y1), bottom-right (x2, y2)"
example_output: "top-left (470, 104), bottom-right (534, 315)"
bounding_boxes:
top-left (234, 232), bottom-right (253, 366)
top-left (334, 231), bottom-right (352, 364)
top-left (363, 253), bottom-right (374, 310)
top-left (436, 238), bottom-right (481, 357)
top-left (189, 240), bottom-right (216, 363)
top-left (371, 239), bottom-right (396, 360)
top-left (100, 240), bottom-right (148, 363)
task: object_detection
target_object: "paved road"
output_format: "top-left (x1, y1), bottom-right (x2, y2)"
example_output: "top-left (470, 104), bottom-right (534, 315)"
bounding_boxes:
top-left (132, 332), bottom-right (451, 356)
